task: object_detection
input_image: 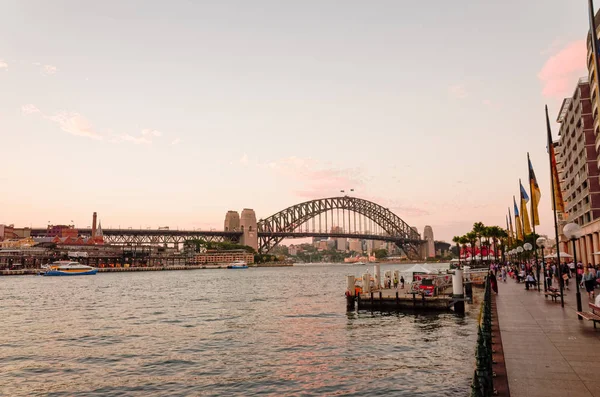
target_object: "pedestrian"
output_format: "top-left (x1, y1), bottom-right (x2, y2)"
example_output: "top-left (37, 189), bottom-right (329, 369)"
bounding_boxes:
top-left (525, 272), bottom-right (536, 290)
top-left (489, 270), bottom-right (498, 294)
top-left (501, 266), bottom-right (507, 283)
top-left (583, 267), bottom-right (596, 300)
top-left (400, 276), bottom-right (405, 289)
top-left (393, 275), bottom-right (398, 289)
top-left (562, 263), bottom-right (570, 289)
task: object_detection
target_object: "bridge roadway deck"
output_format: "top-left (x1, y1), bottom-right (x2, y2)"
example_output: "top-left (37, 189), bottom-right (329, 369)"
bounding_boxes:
top-left (496, 277), bottom-right (600, 396)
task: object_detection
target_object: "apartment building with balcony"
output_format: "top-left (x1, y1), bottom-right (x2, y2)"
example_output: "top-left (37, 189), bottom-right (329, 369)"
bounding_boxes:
top-left (556, 77), bottom-right (600, 265)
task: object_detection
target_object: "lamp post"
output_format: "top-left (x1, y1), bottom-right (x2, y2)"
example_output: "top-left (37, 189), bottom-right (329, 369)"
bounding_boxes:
top-left (563, 222), bottom-right (583, 319)
top-left (503, 245), bottom-right (508, 264)
top-left (523, 242), bottom-right (536, 290)
top-left (517, 246), bottom-right (524, 264)
top-left (536, 237), bottom-right (547, 292)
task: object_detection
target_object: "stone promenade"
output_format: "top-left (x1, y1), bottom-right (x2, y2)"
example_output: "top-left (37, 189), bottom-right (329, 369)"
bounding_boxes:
top-left (497, 277), bottom-right (600, 396)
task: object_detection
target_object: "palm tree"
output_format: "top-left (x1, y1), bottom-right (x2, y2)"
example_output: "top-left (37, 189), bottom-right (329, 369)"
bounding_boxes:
top-left (459, 235), bottom-right (469, 261)
top-left (472, 222), bottom-right (486, 264)
top-left (497, 228), bottom-right (508, 263)
top-left (487, 226), bottom-right (501, 262)
top-left (466, 231), bottom-right (478, 266)
top-left (452, 236), bottom-right (460, 259)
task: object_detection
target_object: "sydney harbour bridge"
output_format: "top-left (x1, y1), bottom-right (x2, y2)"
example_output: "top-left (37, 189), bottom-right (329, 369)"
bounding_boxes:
top-left (30, 196), bottom-right (425, 259)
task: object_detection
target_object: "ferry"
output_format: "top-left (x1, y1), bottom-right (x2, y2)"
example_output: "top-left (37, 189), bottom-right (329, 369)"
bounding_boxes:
top-left (228, 260), bottom-right (248, 269)
top-left (43, 261), bottom-right (98, 276)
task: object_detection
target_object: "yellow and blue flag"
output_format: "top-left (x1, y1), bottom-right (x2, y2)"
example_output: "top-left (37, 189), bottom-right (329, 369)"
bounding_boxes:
top-left (528, 154), bottom-right (541, 226)
top-left (514, 196), bottom-right (523, 240)
top-left (520, 180), bottom-right (532, 235)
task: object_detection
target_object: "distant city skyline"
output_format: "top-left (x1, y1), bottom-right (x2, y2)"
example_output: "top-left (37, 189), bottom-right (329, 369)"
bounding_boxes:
top-left (0, 0), bottom-right (595, 242)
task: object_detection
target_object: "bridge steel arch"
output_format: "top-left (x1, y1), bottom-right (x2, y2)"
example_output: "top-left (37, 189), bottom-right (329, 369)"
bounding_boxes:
top-left (257, 196), bottom-right (423, 258)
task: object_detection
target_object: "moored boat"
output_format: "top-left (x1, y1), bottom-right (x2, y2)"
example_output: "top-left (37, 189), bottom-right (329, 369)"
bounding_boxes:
top-left (43, 261), bottom-right (98, 276)
top-left (228, 260), bottom-right (248, 269)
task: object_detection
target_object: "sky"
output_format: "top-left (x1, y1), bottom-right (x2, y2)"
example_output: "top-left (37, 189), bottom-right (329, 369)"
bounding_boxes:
top-left (0, 0), bottom-right (595, 242)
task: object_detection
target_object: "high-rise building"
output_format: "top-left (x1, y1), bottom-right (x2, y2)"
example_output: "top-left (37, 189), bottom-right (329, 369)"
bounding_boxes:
top-left (587, 10), bottom-right (600, 140)
top-left (330, 226), bottom-right (346, 252)
top-left (348, 238), bottom-right (362, 253)
top-left (556, 78), bottom-right (600, 226)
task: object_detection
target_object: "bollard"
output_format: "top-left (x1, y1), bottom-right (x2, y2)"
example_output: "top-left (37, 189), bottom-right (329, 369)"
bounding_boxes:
top-left (362, 273), bottom-right (371, 293)
top-left (346, 275), bottom-right (356, 311)
top-left (346, 275), bottom-right (356, 296)
top-left (374, 264), bottom-right (381, 290)
top-left (452, 269), bottom-right (465, 314)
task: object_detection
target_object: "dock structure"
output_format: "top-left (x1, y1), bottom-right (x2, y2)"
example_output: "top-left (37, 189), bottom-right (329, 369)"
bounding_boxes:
top-left (354, 289), bottom-right (457, 311)
top-left (345, 265), bottom-right (469, 313)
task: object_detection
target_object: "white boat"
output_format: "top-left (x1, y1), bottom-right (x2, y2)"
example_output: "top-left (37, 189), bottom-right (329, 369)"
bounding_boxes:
top-left (228, 260), bottom-right (248, 269)
top-left (43, 261), bottom-right (98, 276)
top-left (355, 262), bottom-right (366, 266)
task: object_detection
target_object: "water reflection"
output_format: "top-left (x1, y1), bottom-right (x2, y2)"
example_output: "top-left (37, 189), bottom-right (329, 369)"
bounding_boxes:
top-left (1, 264), bottom-right (476, 396)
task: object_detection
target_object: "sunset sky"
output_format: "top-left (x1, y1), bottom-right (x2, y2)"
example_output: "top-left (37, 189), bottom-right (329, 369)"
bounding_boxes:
top-left (0, 0), bottom-right (594, 242)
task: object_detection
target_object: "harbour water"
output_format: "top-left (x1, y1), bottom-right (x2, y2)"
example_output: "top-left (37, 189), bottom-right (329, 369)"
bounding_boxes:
top-left (1, 263), bottom-right (477, 396)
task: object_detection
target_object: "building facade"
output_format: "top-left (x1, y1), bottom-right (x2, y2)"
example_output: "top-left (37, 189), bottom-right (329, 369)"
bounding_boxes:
top-left (556, 78), bottom-right (600, 226)
top-left (190, 250), bottom-right (254, 265)
top-left (555, 13), bottom-right (600, 266)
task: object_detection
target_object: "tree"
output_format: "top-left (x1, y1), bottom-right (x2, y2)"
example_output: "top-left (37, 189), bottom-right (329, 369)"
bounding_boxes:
top-left (374, 249), bottom-right (388, 259)
top-left (466, 231), bottom-right (478, 265)
top-left (459, 235), bottom-right (469, 260)
top-left (452, 236), bottom-right (461, 259)
top-left (472, 222), bottom-right (486, 264)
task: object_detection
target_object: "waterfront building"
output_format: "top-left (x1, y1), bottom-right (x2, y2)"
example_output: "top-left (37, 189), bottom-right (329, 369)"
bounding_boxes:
top-left (434, 241), bottom-right (451, 257)
top-left (46, 225), bottom-right (78, 238)
top-left (423, 226), bottom-right (435, 258)
top-left (329, 226), bottom-right (346, 251)
top-left (0, 225), bottom-right (31, 241)
top-left (348, 239), bottom-right (362, 253)
top-left (318, 240), bottom-right (329, 251)
top-left (190, 250), bottom-right (254, 265)
top-left (288, 244), bottom-right (300, 256)
top-left (555, 76), bottom-right (600, 265)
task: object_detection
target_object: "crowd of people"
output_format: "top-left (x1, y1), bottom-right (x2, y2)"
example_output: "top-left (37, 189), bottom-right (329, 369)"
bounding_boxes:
top-left (484, 260), bottom-right (600, 300)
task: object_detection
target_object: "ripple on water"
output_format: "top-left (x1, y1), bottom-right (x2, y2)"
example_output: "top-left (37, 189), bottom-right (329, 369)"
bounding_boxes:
top-left (1, 263), bottom-right (477, 396)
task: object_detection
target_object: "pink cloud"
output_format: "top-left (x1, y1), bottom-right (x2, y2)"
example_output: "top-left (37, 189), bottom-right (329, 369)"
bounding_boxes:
top-left (21, 104), bottom-right (40, 115)
top-left (43, 64), bottom-right (57, 75)
top-left (538, 40), bottom-right (587, 98)
top-left (267, 156), bottom-right (364, 198)
top-left (47, 112), bottom-right (102, 139)
top-left (448, 84), bottom-right (468, 99)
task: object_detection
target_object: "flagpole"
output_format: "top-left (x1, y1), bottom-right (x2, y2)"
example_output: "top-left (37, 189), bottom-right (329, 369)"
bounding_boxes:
top-left (519, 178), bottom-right (526, 241)
top-left (528, 152), bottom-right (541, 291)
top-left (546, 105), bottom-right (565, 307)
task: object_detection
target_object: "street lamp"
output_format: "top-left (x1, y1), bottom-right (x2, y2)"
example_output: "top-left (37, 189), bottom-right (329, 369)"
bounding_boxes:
top-left (504, 245), bottom-right (508, 264)
top-left (523, 242), bottom-right (535, 290)
top-left (563, 222), bottom-right (583, 319)
top-left (536, 237), bottom-right (547, 291)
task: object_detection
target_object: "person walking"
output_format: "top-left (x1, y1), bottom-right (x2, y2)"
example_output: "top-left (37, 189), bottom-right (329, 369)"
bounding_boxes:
top-left (583, 267), bottom-right (596, 300)
top-left (400, 276), bottom-right (405, 289)
top-left (501, 266), bottom-right (507, 283)
top-left (489, 270), bottom-right (498, 294)
top-left (393, 275), bottom-right (399, 289)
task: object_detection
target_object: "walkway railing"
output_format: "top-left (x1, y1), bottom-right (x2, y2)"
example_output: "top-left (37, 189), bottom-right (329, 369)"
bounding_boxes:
top-left (471, 276), bottom-right (496, 396)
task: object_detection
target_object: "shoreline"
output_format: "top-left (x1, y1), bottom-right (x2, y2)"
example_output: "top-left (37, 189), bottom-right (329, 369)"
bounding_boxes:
top-left (0, 262), bottom-right (293, 276)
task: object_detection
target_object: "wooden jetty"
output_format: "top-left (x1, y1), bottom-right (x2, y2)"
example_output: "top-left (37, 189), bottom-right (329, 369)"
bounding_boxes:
top-left (351, 289), bottom-right (460, 311)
